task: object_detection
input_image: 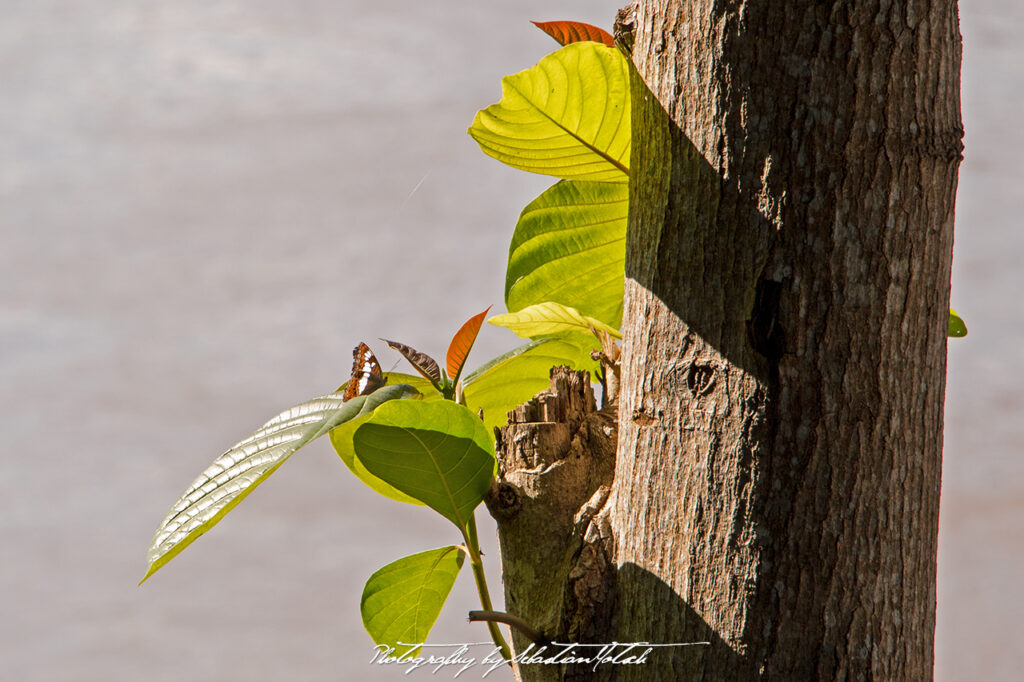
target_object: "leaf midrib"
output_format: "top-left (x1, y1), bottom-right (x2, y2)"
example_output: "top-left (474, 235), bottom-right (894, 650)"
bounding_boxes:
top-left (503, 56), bottom-right (628, 177)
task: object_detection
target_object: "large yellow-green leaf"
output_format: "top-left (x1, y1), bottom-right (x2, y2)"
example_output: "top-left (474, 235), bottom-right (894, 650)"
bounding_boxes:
top-left (353, 401), bottom-right (496, 530)
top-left (489, 301), bottom-right (620, 340)
top-left (142, 384), bottom-right (419, 583)
top-left (948, 309), bottom-right (967, 337)
top-left (361, 546), bottom-right (464, 654)
top-left (330, 373), bottom-right (439, 506)
top-left (461, 337), bottom-right (598, 433)
top-left (468, 41), bottom-right (630, 182)
top-left (506, 180), bottom-right (627, 327)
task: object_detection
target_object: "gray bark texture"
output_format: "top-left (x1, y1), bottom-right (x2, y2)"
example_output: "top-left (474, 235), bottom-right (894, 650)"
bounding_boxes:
top-left (611, 1), bottom-right (963, 680)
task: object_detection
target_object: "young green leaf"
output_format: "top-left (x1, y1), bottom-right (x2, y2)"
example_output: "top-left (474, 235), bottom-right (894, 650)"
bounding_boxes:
top-left (142, 384), bottom-right (419, 583)
top-left (331, 373), bottom-right (439, 506)
top-left (531, 20), bottom-right (615, 47)
top-left (361, 546), bottom-right (465, 654)
top-left (948, 309), bottom-right (967, 337)
top-left (506, 180), bottom-right (628, 328)
top-left (490, 301), bottom-right (621, 340)
top-left (468, 41), bottom-right (630, 182)
top-left (353, 400), bottom-right (496, 530)
top-left (461, 337), bottom-right (598, 433)
top-left (446, 306), bottom-right (491, 386)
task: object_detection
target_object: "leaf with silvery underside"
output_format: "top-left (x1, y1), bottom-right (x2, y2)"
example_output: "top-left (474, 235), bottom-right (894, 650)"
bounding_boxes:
top-left (353, 400), bottom-right (496, 530)
top-left (461, 337), bottom-right (598, 434)
top-left (506, 179), bottom-right (628, 328)
top-left (531, 20), bottom-right (615, 47)
top-left (468, 41), bottom-right (630, 182)
top-left (446, 306), bottom-right (491, 386)
top-left (948, 309), bottom-right (967, 337)
top-left (361, 546), bottom-right (465, 654)
top-left (382, 339), bottom-right (442, 386)
top-left (331, 373), bottom-right (439, 506)
top-left (490, 301), bottom-right (621, 342)
top-left (141, 384), bottom-right (419, 583)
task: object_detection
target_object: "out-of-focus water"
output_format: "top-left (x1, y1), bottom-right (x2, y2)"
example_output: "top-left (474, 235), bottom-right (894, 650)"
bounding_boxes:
top-left (1, 2), bottom-right (1019, 680)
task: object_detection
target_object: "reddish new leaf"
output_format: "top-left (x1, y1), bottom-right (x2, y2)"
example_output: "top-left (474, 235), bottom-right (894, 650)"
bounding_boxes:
top-left (531, 20), bottom-right (615, 47)
top-left (382, 339), bottom-right (442, 385)
top-left (447, 306), bottom-right (492, 384)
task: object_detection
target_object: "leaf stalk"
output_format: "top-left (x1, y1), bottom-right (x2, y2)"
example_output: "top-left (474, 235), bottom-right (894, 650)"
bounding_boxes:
top-left (463, 511), bottom-right (511, 661)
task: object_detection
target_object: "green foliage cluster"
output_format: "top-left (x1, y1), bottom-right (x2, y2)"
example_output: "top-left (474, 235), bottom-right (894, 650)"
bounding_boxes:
top-left (142, 25), bottom-right (629, 660)
top-left (142, 17), bottom-right (966, 661)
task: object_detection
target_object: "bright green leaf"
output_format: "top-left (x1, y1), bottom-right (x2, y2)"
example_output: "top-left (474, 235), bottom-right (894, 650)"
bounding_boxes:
top-left (353, 401), bottom-right (495, 530)
top-left (361, 546), bottom-right (465, 654)
top-left (490, 301), bottom-right (621, 341)
top-left (331, 373), bottom-right (439, 506)
top-left (506, 180), bottom-right (627, 327)
top-left (461, 337), bottom-right (598, 433)
top-left (468, 41), bottom-right (630, 182)
top-left (949, 309), bottom-right (967, 337)
top-left (142, 384), bottom-right (419, 583)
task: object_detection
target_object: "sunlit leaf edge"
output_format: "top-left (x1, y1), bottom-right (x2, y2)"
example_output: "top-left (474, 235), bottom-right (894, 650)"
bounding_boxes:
top-left (489, 301), bottom-right (621, 341)
top-left (361, 545), bottom-right (465, 652)
top-left (468, 42), bottom-right (630, 182)
top-left (505, 179), bottom-right (627, 328)
top-left (142, 384), bottom-right (419, 583)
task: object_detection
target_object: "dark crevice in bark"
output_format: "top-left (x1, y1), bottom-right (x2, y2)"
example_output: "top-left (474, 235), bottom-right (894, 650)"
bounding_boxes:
top-left (747, 276), bottom-right (785, 363)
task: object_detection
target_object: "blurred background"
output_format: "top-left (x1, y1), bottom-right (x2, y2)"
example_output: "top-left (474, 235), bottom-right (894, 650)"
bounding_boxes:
top-left (1, 1), bottom-right (1019, 680)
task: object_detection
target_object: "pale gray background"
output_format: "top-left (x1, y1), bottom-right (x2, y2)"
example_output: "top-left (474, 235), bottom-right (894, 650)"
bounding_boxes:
top-left (1, 1), bottom-right (1019, 680)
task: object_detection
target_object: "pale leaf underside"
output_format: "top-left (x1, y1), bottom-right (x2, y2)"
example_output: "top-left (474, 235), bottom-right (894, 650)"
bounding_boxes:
top-left (143, 385), bottom-right (417, 581)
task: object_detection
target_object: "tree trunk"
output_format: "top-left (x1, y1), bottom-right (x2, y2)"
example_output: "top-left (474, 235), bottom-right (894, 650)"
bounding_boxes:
top-left (611, 1), bottom-right (962, 680)
top-left (487, 368), bottom-right (618, 682)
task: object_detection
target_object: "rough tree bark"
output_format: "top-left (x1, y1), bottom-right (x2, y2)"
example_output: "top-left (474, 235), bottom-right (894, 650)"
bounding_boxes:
top-left (486, 368), bottom-right (618, 681)
top-left (612, 1), bottom-right (962, 680)
top-left (487, 2), bottom-right (962, 681)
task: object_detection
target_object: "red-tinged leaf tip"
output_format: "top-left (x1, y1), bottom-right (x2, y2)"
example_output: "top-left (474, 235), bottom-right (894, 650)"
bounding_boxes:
top-left (447, 306), bottom-right (492, 383)
top-left (531, 20), bottom-right (615, 47)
